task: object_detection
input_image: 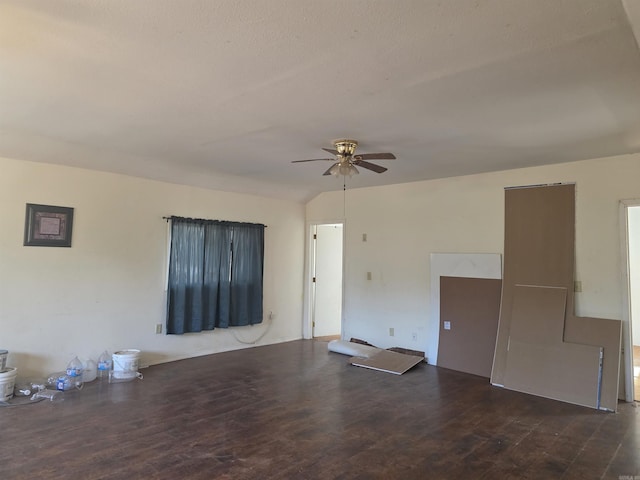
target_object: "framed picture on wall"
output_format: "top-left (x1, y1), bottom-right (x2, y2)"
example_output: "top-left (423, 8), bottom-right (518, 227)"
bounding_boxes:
top-left (24, 203), bottom-right (74, 247)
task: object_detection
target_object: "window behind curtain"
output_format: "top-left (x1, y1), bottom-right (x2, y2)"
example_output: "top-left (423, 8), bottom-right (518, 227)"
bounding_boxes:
top-left (166, 217), bottom-right (264, 334)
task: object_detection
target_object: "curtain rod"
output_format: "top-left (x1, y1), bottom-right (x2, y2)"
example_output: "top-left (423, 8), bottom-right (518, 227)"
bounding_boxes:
top-left (162, 215), bottom-right (267, 227)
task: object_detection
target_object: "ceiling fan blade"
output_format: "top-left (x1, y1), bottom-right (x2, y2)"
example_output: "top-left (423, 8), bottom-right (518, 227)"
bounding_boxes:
top-left (323, 164), bottom-right (338, 176)
top-left (353, 159), bottom-right (387, 173)
top-left (322, 148), bottom-right (339, 155)
top-left (291, 158), bottom-right (334, 163)
top-left (354, 152), bottom-right (396, 160)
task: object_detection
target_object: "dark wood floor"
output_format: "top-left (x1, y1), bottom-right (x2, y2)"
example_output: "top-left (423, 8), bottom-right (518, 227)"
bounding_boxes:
top-left (1, 339), bottom-right (638, 479)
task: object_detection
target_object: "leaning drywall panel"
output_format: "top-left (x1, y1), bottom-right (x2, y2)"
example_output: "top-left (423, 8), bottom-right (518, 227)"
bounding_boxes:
top-left (504, 340), bottom-right (602, 409)
top-left (492, 184), bottom-right (575, 387)
top-left (503, 285), bottom-right (601, 408)
top-left (437, 276), bottom-right (502, 378)
top-left (508, 285), bottom-right (568, 346)
top-left (565, 316), bottom-right (622, 411)
top-left (493, 184), bottom-right (621, 411)
top-left (429, 253), bottom-right (502, 365)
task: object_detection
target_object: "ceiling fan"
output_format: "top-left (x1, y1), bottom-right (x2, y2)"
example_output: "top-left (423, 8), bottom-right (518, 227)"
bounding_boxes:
top-left (292, 139), bottom-right (396, 176)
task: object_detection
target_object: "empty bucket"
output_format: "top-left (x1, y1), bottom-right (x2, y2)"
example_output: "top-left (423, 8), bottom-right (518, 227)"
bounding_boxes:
top-left (112, 350), bottom-right (141, 380)
top-left (0, 367), bottom-right (18, 401)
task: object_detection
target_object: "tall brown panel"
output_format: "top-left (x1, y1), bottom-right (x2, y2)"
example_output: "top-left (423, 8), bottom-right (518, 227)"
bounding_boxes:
top-left (492, 184), bottom-right (575, 387)
top-left (491, 183), bottom-right (621, 411)
top-left (438, 276), bottom-right (502, 378)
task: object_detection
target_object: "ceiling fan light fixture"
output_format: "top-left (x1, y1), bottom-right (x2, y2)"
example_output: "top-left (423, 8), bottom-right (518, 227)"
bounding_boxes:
top-left (329, 163), bottom-right (341, 176)
top-left (337, 163), bottom-right (359, 177)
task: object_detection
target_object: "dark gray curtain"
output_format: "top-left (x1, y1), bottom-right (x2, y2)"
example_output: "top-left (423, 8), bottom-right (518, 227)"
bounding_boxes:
top-left (166, 217), bottom-right (264, 334)
top-left (229, 223), bottom-right (264, 326)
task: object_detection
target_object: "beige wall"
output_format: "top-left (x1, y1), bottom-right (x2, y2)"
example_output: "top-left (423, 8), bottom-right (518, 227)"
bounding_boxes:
top-left (0, 157), bottom-right (305, 377)
top-left (5, 151), bottom-right (638, 381)
top-left (306, 153), bottom-right (640, 367)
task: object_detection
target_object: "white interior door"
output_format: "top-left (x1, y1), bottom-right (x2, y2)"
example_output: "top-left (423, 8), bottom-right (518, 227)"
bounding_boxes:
top-left (313, 224), bottom-right (343, 337)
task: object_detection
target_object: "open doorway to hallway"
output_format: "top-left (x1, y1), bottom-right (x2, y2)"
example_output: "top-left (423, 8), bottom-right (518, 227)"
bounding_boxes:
top-left (624, 203), bottom-right (640, 401)
top-left (311, 223), bottom-right (343, 341)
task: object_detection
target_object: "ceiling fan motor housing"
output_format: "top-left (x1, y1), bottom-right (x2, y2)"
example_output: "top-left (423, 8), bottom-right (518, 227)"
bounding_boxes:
top-left (334, 139), bottom-right (358, 157)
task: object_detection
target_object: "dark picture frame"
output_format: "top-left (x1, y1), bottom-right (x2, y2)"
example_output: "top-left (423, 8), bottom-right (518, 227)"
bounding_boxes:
top-left (24, 203), bottom-right (74, 247)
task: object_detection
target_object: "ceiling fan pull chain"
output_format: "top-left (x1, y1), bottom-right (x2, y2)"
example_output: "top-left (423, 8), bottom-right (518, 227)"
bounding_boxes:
top-left (343, 178), bottom-right (347, 220)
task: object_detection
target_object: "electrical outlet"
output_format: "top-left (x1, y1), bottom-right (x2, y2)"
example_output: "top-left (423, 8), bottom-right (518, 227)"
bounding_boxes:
top-left (412, 332), bottom-right (417, 341)
top-left (444, 321), bottom-right (451, 330)
top-left (389, 327), bottom-right (394, 337)
top-left (155, 324), bottom-right (163, 334)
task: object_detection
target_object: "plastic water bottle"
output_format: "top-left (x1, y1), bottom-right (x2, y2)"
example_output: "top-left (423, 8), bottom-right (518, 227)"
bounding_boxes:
top-left (66, 356), bottom-right (84, 389)
top-left (96, 351), bottom-right (112, 379)
top-left (82, 358), bottom-right (97, 383)
top-left (56, 374), bottom-right (73, 391)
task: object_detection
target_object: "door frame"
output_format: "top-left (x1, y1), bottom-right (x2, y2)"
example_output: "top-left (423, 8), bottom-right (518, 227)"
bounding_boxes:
top-left (303, 220), bottom-right (345, 339)
top-left (619, 199), bottom-right (639, 403)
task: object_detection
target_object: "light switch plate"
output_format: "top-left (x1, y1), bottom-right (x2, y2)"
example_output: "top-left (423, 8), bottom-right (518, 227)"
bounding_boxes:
top-left (444, 321), bottom-right (451, 330)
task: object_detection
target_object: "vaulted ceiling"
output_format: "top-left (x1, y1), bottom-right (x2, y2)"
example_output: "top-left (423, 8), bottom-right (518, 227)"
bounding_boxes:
top-left (2, 0), bottom-right (640, 202)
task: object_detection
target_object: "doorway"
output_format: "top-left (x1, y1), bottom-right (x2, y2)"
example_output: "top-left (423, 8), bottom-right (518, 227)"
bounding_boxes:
top-left (621, 201), bottom-right (640, 402)
top-left (309, 223), bottom-right (343, 340)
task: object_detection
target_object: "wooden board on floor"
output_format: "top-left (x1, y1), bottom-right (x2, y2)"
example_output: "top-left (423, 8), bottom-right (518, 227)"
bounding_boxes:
top-left (350, 350), bottom-right (423, 375)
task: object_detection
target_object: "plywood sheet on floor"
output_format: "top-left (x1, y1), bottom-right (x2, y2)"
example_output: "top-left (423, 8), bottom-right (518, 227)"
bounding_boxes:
top-left (350, 350), bottom-right (423, 375)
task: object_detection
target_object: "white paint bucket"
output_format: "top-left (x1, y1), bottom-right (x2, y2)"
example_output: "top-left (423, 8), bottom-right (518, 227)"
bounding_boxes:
top-left (112, 350), bottom-right (141, 380)
top-left (0, 367), bottom-right (18, 401)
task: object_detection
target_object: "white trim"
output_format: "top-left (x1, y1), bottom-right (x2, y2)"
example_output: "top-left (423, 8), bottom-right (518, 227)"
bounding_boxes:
top-left (619, 199), bottom-right (640, 403)
top-left (302, 223), bottom-right (315, 339)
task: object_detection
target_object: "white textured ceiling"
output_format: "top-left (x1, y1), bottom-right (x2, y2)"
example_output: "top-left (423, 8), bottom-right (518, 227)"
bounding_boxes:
top-left (2, 0), bottom-right (640, 202)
